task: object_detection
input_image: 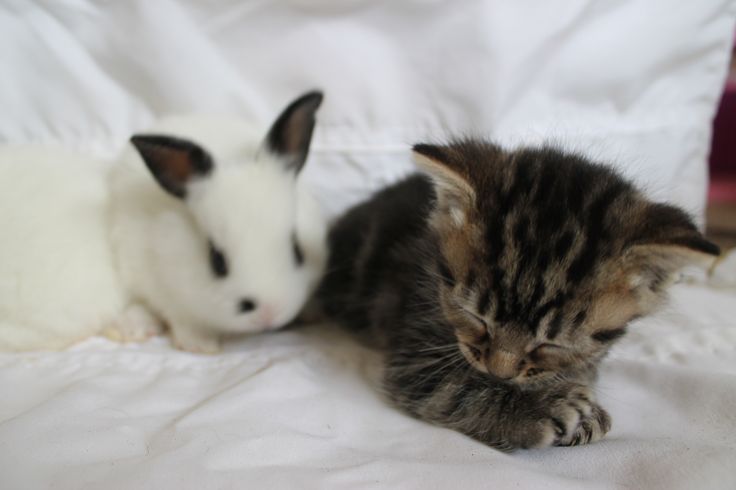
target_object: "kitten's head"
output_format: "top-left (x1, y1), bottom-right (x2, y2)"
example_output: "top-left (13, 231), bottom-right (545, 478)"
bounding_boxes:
top-left (414, 139), bottom-right (719, 385)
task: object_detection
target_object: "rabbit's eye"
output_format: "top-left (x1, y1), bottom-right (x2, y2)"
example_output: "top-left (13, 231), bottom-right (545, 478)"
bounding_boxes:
top-left (292, 232), bottom-right (304, 266)
top-left (209, 240), bottom-right (228, 278)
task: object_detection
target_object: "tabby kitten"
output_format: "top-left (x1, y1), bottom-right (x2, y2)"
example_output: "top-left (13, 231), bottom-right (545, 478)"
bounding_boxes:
top-left (317, 138), bottom-right (719, 450)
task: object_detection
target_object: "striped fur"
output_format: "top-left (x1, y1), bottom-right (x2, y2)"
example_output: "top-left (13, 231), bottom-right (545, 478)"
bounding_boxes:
top-left (317, 138), bottom-right (719, 450)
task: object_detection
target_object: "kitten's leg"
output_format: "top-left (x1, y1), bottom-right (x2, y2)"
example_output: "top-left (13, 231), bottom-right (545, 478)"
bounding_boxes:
top-left (103, 303), bottom-right (162, 343)
top-left (387, 367), bottom-right (610, 450)
top-left (169, 323), bottom-right (221, 354)
top-left (467, 382), bottom-right (610, 449)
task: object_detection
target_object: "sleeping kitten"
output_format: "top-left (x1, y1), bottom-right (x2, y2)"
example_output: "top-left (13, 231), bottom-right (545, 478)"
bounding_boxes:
top-left (317, 138), bottom-right (719, 450)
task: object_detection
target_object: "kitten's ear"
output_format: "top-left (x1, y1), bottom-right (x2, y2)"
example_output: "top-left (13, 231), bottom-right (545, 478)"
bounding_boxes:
top-left (623, 203), bottom-right (719, 297)
top-left (130, 135), bottom-right (213, 199)
top-left (589, 205), bottom-right (719, 330)
top-left (413, 143), bottom-right (476, 227)
top-left (263, 90), bottom-right (323, 174)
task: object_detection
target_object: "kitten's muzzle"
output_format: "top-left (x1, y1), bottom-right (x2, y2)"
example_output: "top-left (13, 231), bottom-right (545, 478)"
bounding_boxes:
top-left (485, 349), bottom-right (519, 380)
top-left (458, 342), bottom-right (521, 380)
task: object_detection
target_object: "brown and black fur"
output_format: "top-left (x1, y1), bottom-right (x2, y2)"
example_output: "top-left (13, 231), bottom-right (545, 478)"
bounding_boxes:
top-left (317, 138), bottom-right (719, 450)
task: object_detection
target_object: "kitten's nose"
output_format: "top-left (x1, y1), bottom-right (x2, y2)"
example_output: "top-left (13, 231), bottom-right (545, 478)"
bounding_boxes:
top-left (486, 349), bottom-right (519, 380)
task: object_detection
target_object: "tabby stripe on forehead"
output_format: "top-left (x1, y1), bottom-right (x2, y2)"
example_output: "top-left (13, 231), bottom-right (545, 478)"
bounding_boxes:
top-left (545, 310), bottom-right (565, 340)
top-left (512, 155), bottom-right (536, 196)
top-left (525, 280), bottom-right (547, 331)
top-left (484, 158), bottom-right (533, 269)
top-left (572, 310), bottom-right (587, 329)
top-left (507, 241), bottom-right (535, 321)
top-left (591, 327), bottom-right (627, 343)
top-left (554, 230), bottom-right (575, 261)
top-left (477, 289), bottom-right (492, 316)
top-left (491, 266), bottom-right (507, 322)
top-left (531, 160), bottom-right (556, 208)
top-left (513, 215), bottom-right (530, 246)
top-left (567, 181), bottom-right (627, 285)
top-left (565, 165), bottom-right (586, 213)
top-left (536, 247), bottom-right (551, 272)
top-left (529, 291), bottom-right (565, 332)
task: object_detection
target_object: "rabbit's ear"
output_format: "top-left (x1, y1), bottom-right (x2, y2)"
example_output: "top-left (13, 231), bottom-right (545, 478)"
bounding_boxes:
top-left (130, 135), bottom-right (213, 199)
top-left (263, 90), bottom-right (323, 174)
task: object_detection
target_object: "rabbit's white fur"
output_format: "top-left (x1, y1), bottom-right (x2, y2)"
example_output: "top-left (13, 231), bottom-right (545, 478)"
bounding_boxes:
top-left (0, 98), bottom-right (327, 352)
top-left (0, 146), bottom-right (126, 350)
top-left (109, 115), bottom-right (327, 352)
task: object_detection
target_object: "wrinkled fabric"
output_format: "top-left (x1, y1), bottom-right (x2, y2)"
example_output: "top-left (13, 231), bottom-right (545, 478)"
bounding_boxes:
top-left (0, 1), bottom-right (734, 218)
top-left (1, 1), bottom-right (736, 489)
top-left (1, 279), bottom-right (735, 490)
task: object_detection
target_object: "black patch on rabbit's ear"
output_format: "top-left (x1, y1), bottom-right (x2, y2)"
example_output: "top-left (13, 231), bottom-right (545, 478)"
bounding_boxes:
top-left (130, 135), bottom-right (213, 199)
top-left (264, 90), bottom-right (323, 174)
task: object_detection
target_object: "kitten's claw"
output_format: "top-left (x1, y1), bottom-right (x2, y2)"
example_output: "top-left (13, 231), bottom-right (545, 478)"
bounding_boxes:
top-left (533, 385), bottom-right (610, 448)
top-left (560, 404), bottom-right (612, 447)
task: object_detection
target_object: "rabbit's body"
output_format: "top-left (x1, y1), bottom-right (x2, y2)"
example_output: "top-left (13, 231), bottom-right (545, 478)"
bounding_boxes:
top-left (0, 92), bottom-right (327, 352)
top-left (0, 146), bottom-right (126, 350)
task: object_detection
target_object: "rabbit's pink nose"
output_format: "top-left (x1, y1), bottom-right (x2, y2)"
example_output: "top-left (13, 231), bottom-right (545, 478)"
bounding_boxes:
top-left (259, 305), bottom-right (276, 328)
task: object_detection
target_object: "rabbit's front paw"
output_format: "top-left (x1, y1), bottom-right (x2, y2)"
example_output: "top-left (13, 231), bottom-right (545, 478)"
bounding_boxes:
top-left (171, 327), bottom-right (221, 354)
top-left (104, 303), bottom-right (162, 343)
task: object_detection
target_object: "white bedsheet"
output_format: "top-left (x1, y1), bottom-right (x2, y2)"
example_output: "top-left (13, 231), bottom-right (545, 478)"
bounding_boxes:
top-left (1, 275), bottom-right (735, 490)
top-left (2, 1), bottom-right (735, 219)
top-left (1, 1), bottom-right (736, 488)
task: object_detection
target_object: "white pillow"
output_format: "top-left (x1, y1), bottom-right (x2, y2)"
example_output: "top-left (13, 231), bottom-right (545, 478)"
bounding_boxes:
top-left (1, 0), bottom-right (734, 221)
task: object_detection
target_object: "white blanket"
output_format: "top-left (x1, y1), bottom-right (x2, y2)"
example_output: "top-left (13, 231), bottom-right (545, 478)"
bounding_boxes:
top-left (1, 276), bottom-right (735, 489)
top-left (1, 1), bottom-right (736, 489)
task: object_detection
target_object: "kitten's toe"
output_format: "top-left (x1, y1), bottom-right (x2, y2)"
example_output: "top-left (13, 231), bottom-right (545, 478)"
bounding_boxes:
top-left (563, 404), bottom-right (612, 447)
top-left (536, 385), bottom-right (597, 448)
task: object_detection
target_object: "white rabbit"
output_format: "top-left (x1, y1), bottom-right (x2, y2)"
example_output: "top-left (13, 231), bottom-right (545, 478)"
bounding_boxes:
top-left (0, 91), bottom-right (327, 353)
top-left (0, 146), bottom-right (128, 350)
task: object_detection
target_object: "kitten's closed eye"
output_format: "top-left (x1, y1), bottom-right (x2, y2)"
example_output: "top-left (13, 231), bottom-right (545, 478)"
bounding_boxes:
top-left (531, 343), bottom-right (565, 354)
top-left (528, 343), bottom-right (566, 360)
top-left (525, 367), bottom-right (546, 377)
top-left (462, 308), bottom-right (488, 329)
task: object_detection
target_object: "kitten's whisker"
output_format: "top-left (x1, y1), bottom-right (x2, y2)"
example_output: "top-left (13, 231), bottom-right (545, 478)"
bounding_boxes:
top-left (413, 344), bottom-right (459, 354)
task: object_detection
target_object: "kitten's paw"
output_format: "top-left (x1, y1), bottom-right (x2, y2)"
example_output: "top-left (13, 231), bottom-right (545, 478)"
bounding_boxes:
top-left (171, 328), bottom-right (221, 354)
top-left (103, 304), bottom-right (162, 343)
top-left (561, 404), bottom-right (612, 447)
top-left (536, 385), bottom-right (599, 448)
